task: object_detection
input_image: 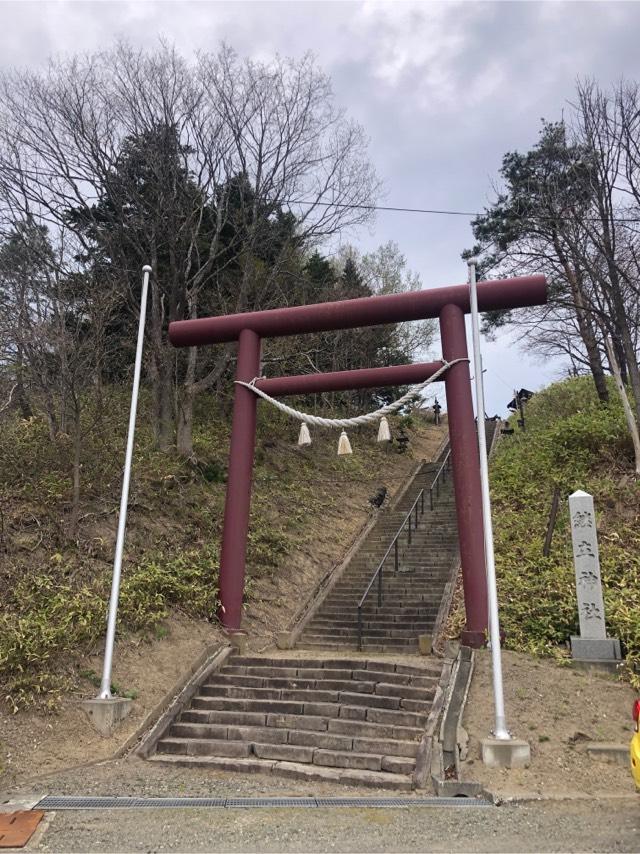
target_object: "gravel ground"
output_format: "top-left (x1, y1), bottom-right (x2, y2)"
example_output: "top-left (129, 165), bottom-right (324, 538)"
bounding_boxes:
top-left (3, 758), bottom-right (639, 852)
top-left (3, 756), bottom-right (431, 800)
top-left (22, 799), bottom-right (640, 852)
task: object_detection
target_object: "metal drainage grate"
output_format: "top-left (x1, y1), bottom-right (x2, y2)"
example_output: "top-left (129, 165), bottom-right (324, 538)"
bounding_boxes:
top-left (225, 798), bottom-right (317, 808)
top-left (314, 798), bottom-right (490, 808)
top-left (35, 795), bottom-right (492, 811)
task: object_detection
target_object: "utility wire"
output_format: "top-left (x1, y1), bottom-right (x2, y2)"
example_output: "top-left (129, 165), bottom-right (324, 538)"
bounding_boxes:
top-left (291, 199), bottom-right (479, 216)
top-left (289, 197), bottom-right (640, 225)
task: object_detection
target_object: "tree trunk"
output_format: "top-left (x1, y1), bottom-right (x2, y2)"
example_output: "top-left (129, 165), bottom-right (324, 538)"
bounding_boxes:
top-left (557, 248), bottom-right (609, 403)
top-left (152, 353), bottom-right (174, 452)
top-left (612, 332), bottom-right (628, 385)
top-left (607, 275), bottom-right (640, 424)
top-left (175, 344), bottom-right (233, 458)
top-left (68, 404), bottom-right (82, 537)
top-left (176, 384), bottom-right (195, 458)
top-left (15, 346), bottom-right (32, 418)
top-left (42, 387), bottom-right (59, 442)
top-left (584, 315), bottom-right (609, 403)
top-left (605, 336), bottom-right (640, 475)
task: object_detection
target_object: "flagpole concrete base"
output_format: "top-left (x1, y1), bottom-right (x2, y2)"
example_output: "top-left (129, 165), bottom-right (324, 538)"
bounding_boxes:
top-left (481, 737), bottom-right (531, 768)
top-left (81, 697), bottom-right (133, 737)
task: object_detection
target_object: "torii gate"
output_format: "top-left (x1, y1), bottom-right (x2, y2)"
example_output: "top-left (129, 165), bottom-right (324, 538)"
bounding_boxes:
top-left (169, 274), bottom-right (546, 648)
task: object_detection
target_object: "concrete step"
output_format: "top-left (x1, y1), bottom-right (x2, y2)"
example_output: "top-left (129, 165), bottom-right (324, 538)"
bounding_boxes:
top-left (324, 593), bottom-right (444, 603)
top-left (345, 560), bottom-right (455, 569)
top-left (299, 639), bottom-right (423, 653)
top-left (223, 657), bottom-right (438, 680)
top-left (319, 606), bottom-right (440, 617)
top-left (322, 593), bottom-right (444, 602)
top-left (309, 612), bottom-right (438, 624)
top-left (334, 577), bottom-right (451, 585)
top-left (304, 617), bottom-right (438, 628)
top-left (332, 577), bottom-right (449, 585)
top-left (315, 617), bottom-right (437, 628)
top-left (346, 574), bottom-right (452, 581)
top-left (180, 700), bottom-right (431, 733)
top-left (308, 625), bottom-right (432, 636)
top-left (212, 675), bottom-right (375, 693)
top-left (325, 590), bottom-right (444, 600)
top-left (225, 656), bottom-right (369, 669)
top-left (158, 736), bottom-right (417, 775)
top-left (306, 620), bottom-right (435, 632)
top-left (301, 627), bottom-right (435, 640)
top-left (148, 753), bottom-right (414, 791)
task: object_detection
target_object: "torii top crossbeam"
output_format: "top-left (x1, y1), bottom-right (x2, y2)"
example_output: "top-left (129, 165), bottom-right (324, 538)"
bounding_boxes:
top-left (169, 275), bottom-right (546, 346)
top-left (169, 273), bottom-right (547, 647)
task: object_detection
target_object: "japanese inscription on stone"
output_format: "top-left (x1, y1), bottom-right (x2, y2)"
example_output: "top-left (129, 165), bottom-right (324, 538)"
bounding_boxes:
top-left (569, 490), bottom-right (606, 640)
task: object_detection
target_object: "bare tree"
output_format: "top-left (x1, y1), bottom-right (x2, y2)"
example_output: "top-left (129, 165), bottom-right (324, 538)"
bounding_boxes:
top-left (358, 240), bottom-right (436, 361)
top-left (0, 220), bottom-right (115, 535)
top-left (0, 42), bottom-right (380, 457)
top-left (605, 335), bottom-right (640, 474)
top-left (571, 80), bottom-right (640, 421)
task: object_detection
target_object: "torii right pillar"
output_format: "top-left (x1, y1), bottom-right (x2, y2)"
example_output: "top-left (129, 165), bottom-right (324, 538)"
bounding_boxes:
top-left (440, 303), bottom-right (487, 647)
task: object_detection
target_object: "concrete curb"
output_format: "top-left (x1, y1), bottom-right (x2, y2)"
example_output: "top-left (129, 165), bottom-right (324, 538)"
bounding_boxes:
top-left (413, 657), bottom-right (453, 790)
top-left (585, 742), bottom-right (630, 765)
top-left (431, 646), bottom-right (488, 799)
top-left (431, 551), bottom-right (461, 654)
top-left (494, 792), bottom-right (640, 805)
top-left (135, 643), bottom-right (232, 759)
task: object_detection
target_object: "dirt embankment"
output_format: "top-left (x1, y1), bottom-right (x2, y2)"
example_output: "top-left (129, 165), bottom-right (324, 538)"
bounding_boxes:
top-left (0, 418), bottom-right (446, 787)
top-left (461, 650), bottom-right (637, 799)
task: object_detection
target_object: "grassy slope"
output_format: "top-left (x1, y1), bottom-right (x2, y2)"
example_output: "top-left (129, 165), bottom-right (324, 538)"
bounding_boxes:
top-left (0, 388), bottom-right (443, 711)
top-left (453, 376), bottom-right (640, 683)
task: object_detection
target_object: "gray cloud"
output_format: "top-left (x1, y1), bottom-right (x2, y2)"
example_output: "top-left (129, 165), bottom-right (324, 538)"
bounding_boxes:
top-left (1, 0), bottom-right (639, 410)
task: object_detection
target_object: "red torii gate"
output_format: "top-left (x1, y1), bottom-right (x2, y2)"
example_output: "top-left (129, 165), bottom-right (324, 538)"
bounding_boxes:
top-left (170, 274), bottom-right (547, 648)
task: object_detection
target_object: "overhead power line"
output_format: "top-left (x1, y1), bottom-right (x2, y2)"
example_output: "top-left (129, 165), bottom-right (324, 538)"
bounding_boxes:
top-left (291, 199), bottom-right (479, 216)
top-left (289, 197), bottom-right (640, 225)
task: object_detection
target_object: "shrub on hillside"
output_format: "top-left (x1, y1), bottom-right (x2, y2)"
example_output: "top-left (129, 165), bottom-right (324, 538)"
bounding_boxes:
top-left (0, 395), bottom-right (426, 709)
top-left (485, 376), bottom-right (640, 685)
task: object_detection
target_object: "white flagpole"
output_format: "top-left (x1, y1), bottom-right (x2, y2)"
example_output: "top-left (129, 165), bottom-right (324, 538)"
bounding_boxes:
top-left (98, 265), bottom-right (152, 699)
top-left (468, 258), bottom-right (510, 740)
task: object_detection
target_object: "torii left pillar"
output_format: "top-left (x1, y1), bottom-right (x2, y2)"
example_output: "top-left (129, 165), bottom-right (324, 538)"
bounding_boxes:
top-left (218, 328), bottom-right (261, 629)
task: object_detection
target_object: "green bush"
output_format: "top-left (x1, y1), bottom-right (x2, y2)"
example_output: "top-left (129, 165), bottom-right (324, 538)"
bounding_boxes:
top-left (0, 547), bottom-right (222, 711)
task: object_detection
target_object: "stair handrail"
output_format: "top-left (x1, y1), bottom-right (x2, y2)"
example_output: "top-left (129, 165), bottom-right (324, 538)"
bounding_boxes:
top-left (428, 448), bottom-right (451, 510)
top-left (356, 447), bottom-right (452, 650)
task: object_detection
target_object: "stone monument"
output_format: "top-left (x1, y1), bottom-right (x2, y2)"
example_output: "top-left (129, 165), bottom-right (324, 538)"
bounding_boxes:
top-left (569, 490), bottom-right (621, 663)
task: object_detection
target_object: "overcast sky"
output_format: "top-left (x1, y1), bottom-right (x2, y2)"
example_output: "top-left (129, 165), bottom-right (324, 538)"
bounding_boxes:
top-left (2, 0), bottom-right (639, 412)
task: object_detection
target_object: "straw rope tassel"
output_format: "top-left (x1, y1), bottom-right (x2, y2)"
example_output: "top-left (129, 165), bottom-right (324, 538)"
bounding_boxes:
top-left (337, 431), bottom-right (353, 455)
top-left (377, 416), bottom-right (391, 442)
top-left (298, 422), bottom-right (312, 446)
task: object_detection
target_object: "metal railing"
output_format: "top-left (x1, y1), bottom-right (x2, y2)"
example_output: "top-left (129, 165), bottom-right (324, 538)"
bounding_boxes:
top-left (356, 448), bottom-right (452, 650)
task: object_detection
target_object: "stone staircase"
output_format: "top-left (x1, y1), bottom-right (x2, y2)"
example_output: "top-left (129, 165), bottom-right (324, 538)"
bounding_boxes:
top-left (149, 654), bottom-right (442, 790)
top-left (299, 455), bottom-right (457, 652)
top-left (147, 441), bottom-right (462, 790)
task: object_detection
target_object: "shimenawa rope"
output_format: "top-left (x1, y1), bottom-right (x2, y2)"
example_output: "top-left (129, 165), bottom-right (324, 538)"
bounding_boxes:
top-left (234, 358), bottom-right (467, 428)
